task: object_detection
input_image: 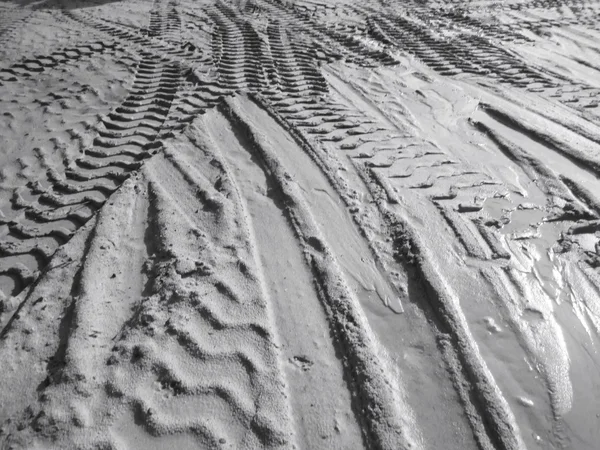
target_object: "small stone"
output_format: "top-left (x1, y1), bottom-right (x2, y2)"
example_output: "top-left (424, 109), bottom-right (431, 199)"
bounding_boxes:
top-left (483, 317), bottom-right (501, 333)
top-left (518, 397), bottom-right (534, 407)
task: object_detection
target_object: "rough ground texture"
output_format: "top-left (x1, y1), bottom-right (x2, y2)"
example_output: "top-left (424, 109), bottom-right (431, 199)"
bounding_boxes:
top-left (1, 0), bottom-right (600, 448)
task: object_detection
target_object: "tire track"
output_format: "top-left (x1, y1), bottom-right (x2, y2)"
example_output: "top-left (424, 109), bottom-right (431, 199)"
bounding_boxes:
top-left (258, 93), bottom-right (528, 450)
top-left (0, 130), bottom-right (298, 447)
top-left (266, 20), bottom-right (329, 96)
top-left (256, 0), bottom-right (397, 67)
top-left (245, 86), bottom-right (516, 448)
top-left (472, 105), bottom-right (600, 300)
top-left (218, 96), bottom-right (420, 450)
top-left (107, 134), bottom-right (295, 449)
top-left (365, 11), bottom-right (600, 110)
top-left (147, 0), bottom-right (182, 40)
top-left (352, 134), bottom-right (539, 450)
top-left (225, 94), bottom-right (488, 450)
top-left (0, 2), bottom-right (237, 299)
top-left (502, 14), bottom-right (600, 35)
top-left (62, 10), bottom-right (206, 67)
top-left (0, 7), bottom-right (32, 54)
top-left (205, 0), bottom-right (331, 96)
top-left (0, 54), bottom-right (184, 298)
top-left (333, 66), bottom-right (600, 445)
top-left (196, 107), bottom-right (368, 448)
top-left (3, 0), bottom-right (600, 448)
top-left (0, 41), bottom-right (120, 86)
top-left (206, 1), bottom-right (270, 92)
top-left (253, 63), bottom-right (596, 448)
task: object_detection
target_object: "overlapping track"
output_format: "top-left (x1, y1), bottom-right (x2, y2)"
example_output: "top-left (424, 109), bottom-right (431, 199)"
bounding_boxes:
top-left (2, 0), bottom-right (600, 448)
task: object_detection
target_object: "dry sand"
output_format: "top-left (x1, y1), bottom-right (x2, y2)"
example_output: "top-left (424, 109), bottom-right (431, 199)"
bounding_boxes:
top-left (1, 0), bottom-right (600, 448)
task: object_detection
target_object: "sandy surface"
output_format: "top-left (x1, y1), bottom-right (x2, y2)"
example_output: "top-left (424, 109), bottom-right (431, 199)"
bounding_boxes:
top-left (1, 0), bottom-right (600, 448)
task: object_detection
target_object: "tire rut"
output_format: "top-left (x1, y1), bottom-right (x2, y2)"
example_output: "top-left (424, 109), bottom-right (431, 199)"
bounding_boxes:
top-left (0, 54), bottom-right (184, 298)
top-left (0, 41), bottom-right (120, 87)
top-left (3, 0), bottom-right (600, 448)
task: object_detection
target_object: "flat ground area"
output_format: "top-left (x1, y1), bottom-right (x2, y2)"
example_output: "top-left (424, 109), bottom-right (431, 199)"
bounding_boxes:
top-left (1, 0), bottom-right (600, 449)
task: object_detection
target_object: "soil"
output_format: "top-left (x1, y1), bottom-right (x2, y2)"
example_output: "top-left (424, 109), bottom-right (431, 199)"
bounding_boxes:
top-left (1, 0), bottom-right (600, 449)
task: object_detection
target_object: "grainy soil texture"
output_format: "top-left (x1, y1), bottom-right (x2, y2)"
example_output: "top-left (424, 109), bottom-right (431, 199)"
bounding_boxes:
top-left (1, 0), bottom-right (600, 449)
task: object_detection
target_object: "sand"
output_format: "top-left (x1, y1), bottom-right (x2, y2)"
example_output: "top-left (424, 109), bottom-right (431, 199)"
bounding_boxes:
top-left (1, 0), bottom-right (600, 448)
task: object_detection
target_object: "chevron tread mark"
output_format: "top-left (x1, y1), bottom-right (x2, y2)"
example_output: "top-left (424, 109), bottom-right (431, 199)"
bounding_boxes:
top-left (0, 54), bottom-right (185, 298)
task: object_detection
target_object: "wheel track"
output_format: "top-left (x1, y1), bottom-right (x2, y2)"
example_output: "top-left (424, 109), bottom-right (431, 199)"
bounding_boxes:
top-left (368, 13), bottom-right (600, 110)
top-left (254, 92), bottom-right (528, 449)
top-left (434, 9), bottom-right (535, 44)
top-left (429, 0), bottom-right (600, 10)
top-left (4, 1), bottom-right (600, 447)
top-left (266, 20), bottom-right (329, 96)
top-left (256, 0), bottom-right (397, 67)
top-left (257, 85), bottom-right (512, 269)
top-left (346, 3), bottom-right (600, 111)
top-left (204, 0), bottom-right (331, 96)
top-left (62, 10), bottom-right (207, 67)
top-left (0, 41), bottom-right (120, 86)
top-left (472, 107), bottom-right (600, 293)
top-left (1, 141), bottom-right (297, 447)
top-left (0, 29), bottom-right (261, 297)
top-left (206, 1), bottom-right (270, 91)
top-left (345, 123), bottom-right (559, 450)
top-left (219, 97), bottom-right (421, 449)
top-left (252, 79), bottom-right (513, 440)
top-left (133, 142), bottom-right (295, 448)
top-left (0, 53), bottom-right (185, 298)
top-left (0, 7), bottom-right (32, 54)
top-left (147, 0), bottom-right (182, 40)
top-left (353, 82), bottom-right (600, 439)
top-left (500, 13), bottom-right (600, 35)
top-left (250, 62), bottom-right (600, 447)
